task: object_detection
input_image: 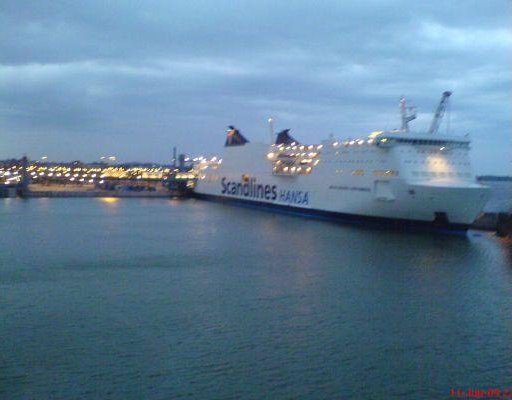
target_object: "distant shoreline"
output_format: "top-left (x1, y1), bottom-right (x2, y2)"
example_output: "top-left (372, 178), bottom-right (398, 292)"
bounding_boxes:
top-left (477, 176), bottom-right (512, 182)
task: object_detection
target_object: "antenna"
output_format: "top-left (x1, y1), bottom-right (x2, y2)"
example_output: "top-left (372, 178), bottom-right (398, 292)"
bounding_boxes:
top-left (268, 117), bottom-right (274, 143)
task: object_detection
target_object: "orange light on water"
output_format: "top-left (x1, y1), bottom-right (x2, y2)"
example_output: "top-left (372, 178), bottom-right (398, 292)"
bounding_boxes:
top-left (99, 197), bottom-right (119, 204)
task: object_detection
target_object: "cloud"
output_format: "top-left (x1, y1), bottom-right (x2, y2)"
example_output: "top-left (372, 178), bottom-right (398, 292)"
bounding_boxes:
top-left (0, 0), bottom-right (510, 173)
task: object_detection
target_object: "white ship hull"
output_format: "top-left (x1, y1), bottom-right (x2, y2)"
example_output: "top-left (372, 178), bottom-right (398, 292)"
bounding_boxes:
top-left (194, 131), bottom-right (490, 233)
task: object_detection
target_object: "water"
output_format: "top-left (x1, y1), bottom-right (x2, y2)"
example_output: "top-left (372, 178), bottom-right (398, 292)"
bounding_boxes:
top-left (1, 198), bottom-right (511, 399)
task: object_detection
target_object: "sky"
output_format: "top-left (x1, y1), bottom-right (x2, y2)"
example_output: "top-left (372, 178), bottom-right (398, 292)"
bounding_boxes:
top-left (0, 0), bottom-right (511, 174)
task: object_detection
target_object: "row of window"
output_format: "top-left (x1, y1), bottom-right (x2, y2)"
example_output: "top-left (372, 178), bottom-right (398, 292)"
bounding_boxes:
top-left (273, 165), bottom-right (313, 175)
top-left (394, 138), bottom-right (469, 148)
top-left (325, 156), bottom-right (470, 167)
top-left (333, 169), bottom-right (399, 177)
top-left (404, 160), bottom-right (470, 166)
top-left (325, 159), bottom-right (387, 164)
top-left (411, 171), bottom-right (472, 178)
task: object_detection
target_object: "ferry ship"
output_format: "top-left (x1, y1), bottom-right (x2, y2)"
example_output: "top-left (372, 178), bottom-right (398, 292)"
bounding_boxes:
top-left (194, 92), bottom-right (490, 232)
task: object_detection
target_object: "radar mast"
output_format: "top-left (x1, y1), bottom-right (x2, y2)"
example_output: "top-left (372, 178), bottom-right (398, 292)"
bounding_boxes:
top-left (400, 96), bottom-right (417, 133)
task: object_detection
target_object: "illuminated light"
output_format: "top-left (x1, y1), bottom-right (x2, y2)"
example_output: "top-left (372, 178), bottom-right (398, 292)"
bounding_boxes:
top-left (283, 166), bottom-right (289, 172)
top-left (79, 178), bottom-right (85, 182)
top-left (314, 160), bottom-right (320, 166)
top-left (291, 166), bottom-right (296, 172)
top-left (368, 130), bottom-right (384, 138)
top-left (381, 138), bottom-right (388, 143)
top-left (88, 179), bottom-right (94, 183)
top-left (65, 173), bottom-right (70, 177)
top-left (99, 180), bottom-right (104, 184)
top-left (306, 167), bottom-right (312, 172)
top-left (367, 139), bottom-right (374, 144)
top-left (267, 153), bottom-right (276, 160)
top-left (358, 140), bottom-right (365, 145)
top-left (70, 177), bottom-right (75, 181)
top-left (317, 145), bottom-right (323, 149)
top-left (349, 140), bottom-right (355, 145)
top-left (39, 172), bottom-right (45, 176)
top-left (333, 142), bottom-right (339, 146)
top-left (440, 146), bottom-right (445, 151)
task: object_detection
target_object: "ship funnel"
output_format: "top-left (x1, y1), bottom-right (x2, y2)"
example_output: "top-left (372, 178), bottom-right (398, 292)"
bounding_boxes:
top-left (275, 129), bottom-right (299, 145)
top-left (225, 126), bottom-right (249, 147)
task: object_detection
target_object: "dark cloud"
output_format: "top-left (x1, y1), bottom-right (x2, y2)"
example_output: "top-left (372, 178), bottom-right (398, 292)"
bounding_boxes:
top-left (0, 0), bottom-right (510, 173)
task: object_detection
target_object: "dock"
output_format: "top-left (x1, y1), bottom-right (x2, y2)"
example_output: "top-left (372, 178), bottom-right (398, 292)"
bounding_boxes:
top-left (472, 212), bottom-right (512, 237)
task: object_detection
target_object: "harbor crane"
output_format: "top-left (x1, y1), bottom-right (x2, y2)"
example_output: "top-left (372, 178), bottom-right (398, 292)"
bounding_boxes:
top-left (428, 91), bottom-right (452, 134)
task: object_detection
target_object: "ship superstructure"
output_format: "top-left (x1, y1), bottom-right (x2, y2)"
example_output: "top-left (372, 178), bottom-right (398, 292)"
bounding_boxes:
top-left (194, 94), bottom-right (490, 232)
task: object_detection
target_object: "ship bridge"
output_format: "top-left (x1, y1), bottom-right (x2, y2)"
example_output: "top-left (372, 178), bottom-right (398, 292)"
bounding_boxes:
top-left (375, 132), bottom-right (470, 149)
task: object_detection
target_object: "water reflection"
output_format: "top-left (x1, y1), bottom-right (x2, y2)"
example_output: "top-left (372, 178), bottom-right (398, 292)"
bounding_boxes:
top-left (98, 197), bottom-right (119, 205)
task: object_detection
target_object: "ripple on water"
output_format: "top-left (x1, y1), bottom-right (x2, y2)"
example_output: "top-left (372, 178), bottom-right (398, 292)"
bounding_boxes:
top-left (1, 198), bottom-right (511, 399)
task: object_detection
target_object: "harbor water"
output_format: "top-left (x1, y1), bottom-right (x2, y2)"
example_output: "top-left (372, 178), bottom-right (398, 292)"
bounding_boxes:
top-left (1, 198), bottom-right (511, 399)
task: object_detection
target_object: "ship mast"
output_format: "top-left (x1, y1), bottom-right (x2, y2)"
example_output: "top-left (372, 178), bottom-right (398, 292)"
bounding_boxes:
top-left (400, 96), bottom-right (416, 133)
